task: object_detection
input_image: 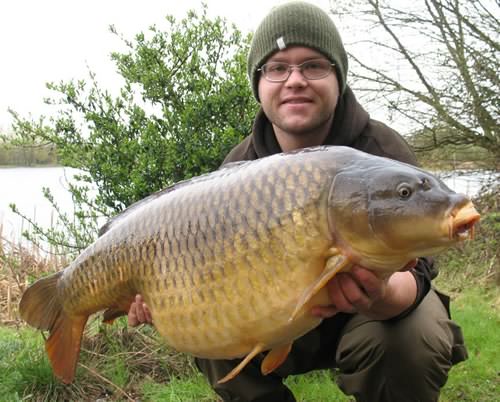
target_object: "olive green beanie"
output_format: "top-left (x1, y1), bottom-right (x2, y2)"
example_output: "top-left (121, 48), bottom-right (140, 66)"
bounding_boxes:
top-left (248, 1), bottom-right (348, 102)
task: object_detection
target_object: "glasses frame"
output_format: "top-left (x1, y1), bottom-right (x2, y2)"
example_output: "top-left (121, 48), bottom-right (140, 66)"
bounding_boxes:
top-left (258, 59), bottom-right (336, 82)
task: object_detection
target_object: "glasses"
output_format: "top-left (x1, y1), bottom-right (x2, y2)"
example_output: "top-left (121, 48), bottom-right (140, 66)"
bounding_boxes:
top-left (258, 59), bottom-right (335, 82)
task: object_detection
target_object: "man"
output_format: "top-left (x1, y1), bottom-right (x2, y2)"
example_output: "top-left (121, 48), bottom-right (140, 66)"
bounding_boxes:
top-left (129, 2), bottom-right (467, 401)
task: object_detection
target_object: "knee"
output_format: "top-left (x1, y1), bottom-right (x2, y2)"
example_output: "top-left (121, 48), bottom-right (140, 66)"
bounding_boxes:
top-left (337, 318), bottom-right (453, 379)
top-left (381, 314), bottom-right (455, 386)
top-left (336, 292), bottom-right (461, 400)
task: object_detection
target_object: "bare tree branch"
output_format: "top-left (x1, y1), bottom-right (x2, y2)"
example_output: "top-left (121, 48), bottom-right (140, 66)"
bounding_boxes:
top-left (330, 0), bottom-right (499, 165)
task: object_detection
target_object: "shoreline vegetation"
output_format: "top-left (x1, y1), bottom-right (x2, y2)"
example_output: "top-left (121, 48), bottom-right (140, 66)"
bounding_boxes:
top-left (0, 185), bottom-right (498, 401)
top-left (0, 144), bottom-right (58, 167)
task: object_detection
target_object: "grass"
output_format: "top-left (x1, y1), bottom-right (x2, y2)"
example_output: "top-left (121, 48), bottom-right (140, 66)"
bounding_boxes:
top-left (0, 189), bottom-right (498, 401)
top-left (0, 321), bottom-right (208, 402)
top-left (141, 374), bottom-right (216, 402)
top-left (286, 371), bottom-right (350, 402)
top-left (438, 289), bottom-right (499, 402)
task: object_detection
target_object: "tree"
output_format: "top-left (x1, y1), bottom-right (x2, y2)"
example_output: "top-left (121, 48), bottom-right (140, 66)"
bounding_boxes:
top-left (9, 5), bottom-right (258, 253)
top-left (330, 0), bottom-right (499, 167)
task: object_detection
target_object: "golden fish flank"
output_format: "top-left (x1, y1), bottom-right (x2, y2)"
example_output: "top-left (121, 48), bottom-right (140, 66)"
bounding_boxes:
top-left (19, 146), bottom-right (480, 385)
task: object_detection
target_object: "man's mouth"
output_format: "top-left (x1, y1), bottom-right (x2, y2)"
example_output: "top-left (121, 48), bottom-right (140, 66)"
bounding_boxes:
top-left (281, 97), bottom-right (312, 105)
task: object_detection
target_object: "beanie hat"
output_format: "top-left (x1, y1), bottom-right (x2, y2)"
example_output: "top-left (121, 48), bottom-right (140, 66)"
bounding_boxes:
top-left (248, 1), bottom-right (348, 102)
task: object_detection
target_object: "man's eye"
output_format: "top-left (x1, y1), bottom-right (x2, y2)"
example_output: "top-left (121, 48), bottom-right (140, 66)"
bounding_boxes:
top-left (269, 64), bottom-right (287, 72)
top-left (304, 62), bottom-right (323, 70)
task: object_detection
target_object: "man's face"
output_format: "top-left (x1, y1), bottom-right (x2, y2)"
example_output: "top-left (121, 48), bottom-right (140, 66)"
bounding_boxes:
top-left (258, 46), bottom-right (340, 137)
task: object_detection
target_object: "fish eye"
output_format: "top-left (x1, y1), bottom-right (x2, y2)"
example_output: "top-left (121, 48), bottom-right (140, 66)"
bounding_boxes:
top-left (397, 183), bottom-right (412, 199)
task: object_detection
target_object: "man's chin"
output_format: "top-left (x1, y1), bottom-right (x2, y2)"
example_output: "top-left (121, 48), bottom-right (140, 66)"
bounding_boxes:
top-left (278, 121), bottom-right (320, 135)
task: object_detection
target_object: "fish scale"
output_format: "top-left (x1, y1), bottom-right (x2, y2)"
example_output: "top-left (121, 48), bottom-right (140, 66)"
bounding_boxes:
top-left (19, 146), bottom-right (480, 384)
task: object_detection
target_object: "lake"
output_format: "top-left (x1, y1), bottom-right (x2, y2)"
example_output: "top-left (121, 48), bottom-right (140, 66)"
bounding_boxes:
top-left (0, 166), bottom-right (496, 245)
top-left (0, 166), bottom-right (82, 244)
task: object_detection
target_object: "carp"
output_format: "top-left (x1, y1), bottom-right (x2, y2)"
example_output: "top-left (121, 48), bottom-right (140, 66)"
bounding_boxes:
top-left (19, 146), bottom-right (480, 384)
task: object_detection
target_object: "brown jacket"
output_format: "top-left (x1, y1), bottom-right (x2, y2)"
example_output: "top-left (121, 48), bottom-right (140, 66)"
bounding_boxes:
top-left (222, 86), bottom-right (434, 318)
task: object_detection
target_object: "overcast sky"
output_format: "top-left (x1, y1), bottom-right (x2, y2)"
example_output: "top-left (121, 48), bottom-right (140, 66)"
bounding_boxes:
top-left (0, 0), bottom-right (332, 132)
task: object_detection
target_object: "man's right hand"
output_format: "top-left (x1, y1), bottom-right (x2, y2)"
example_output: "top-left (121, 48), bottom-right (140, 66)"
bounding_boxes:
top-left (128, 294), bottom-right (153, 326)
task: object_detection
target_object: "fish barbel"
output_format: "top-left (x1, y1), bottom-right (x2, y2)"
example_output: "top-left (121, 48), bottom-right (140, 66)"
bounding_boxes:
top-left (19, 146), bottom-right (480, 384)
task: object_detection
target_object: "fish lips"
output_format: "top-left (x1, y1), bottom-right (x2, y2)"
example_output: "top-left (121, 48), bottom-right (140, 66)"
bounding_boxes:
top-left (449, 201), bottom-right (481, 240)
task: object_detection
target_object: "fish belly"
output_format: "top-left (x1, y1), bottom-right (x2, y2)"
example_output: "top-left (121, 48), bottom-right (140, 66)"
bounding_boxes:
top-left (148, 256), bottom-right (331, 359)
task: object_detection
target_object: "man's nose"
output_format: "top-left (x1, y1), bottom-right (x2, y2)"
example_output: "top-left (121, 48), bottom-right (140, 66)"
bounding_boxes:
top-left (285, 67), bottom-right (308, 87)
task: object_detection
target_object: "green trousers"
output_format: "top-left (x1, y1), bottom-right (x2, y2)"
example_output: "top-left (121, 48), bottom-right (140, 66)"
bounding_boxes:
top-left (195, 289), bottom-right (467, 402)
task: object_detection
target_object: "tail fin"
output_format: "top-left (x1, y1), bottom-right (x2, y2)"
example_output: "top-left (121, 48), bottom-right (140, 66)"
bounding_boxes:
top-left (19, 272), bottom-right (88, 384)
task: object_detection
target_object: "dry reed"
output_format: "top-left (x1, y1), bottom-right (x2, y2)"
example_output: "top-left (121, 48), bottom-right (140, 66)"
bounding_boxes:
top-left (0, 227), bottom-right (68, 325)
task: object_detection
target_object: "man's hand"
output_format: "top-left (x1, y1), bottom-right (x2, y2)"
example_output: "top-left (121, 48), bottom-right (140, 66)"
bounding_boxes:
top-left (311, 265), bottom-right (417, 320)
top-left (128, 294), bottom-right (153, 327)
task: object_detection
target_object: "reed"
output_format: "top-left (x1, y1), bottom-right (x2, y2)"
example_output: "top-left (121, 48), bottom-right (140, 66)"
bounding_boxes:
top-left (0, 223), bottom-right (67, 325)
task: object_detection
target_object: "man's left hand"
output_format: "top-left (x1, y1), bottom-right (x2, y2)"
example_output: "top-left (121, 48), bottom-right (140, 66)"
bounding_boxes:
top-left (311, 265), bottom-right (417, 320)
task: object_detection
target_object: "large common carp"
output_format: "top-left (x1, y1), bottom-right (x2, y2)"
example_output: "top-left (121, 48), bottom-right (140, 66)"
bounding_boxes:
top-left (20, 146), bottom-right (480, 384)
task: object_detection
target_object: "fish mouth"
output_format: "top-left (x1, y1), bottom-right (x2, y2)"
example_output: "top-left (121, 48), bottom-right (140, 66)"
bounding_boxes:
top-left (449, 201), bottom-right (481, 241)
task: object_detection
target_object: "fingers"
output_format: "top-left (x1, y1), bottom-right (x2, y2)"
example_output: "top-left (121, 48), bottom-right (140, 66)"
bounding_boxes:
top-left (326, 274), bottom-right (358, 313)
top-left (135, 294), bottom-right (147, 323)
top-left (311, 305), bottom-right (338, 318)
top-left (128, 294), bottom-right (153, 327)
top-left (349, 266), bottom-right (387, 301)
top-left (310, 273), bottom-right (359, 317)
top-left (311, 266), bottom-right (389, 316)
top-left (143, 302), bottom-right (152, 323)
top-left (337, 272), bottom-right (375, 312)
top-left (128, 302), bottom-right (139, 327)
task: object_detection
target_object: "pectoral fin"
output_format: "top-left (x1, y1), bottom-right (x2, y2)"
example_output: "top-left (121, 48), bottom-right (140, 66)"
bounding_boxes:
top-left (218, 343), bottom-right (265, 384)
top-left (261, 343), bottom-right (292, 375)
top-left (289, 250), bottom-right (351, 322)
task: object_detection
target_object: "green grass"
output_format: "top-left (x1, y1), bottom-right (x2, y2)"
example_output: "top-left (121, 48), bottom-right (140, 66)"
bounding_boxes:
top-left (285, 371), bottom-right (350, 402)
top-left (0, 321), bottom-right (203, 401)
top-left (141, 373), bottom-right (216, 402)
top-left (438, 288), bottom-right (500, 402)
top-left (0, 326), bottom-right (78, 402)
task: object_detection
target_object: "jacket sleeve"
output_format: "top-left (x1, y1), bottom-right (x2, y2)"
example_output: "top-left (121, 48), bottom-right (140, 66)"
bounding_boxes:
top-left (389, 257), bottom-right (436, 321)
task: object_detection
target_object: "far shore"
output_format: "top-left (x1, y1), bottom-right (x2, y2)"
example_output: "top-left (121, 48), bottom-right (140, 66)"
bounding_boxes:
top-left (0, 164), bottom-right (62, 169)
